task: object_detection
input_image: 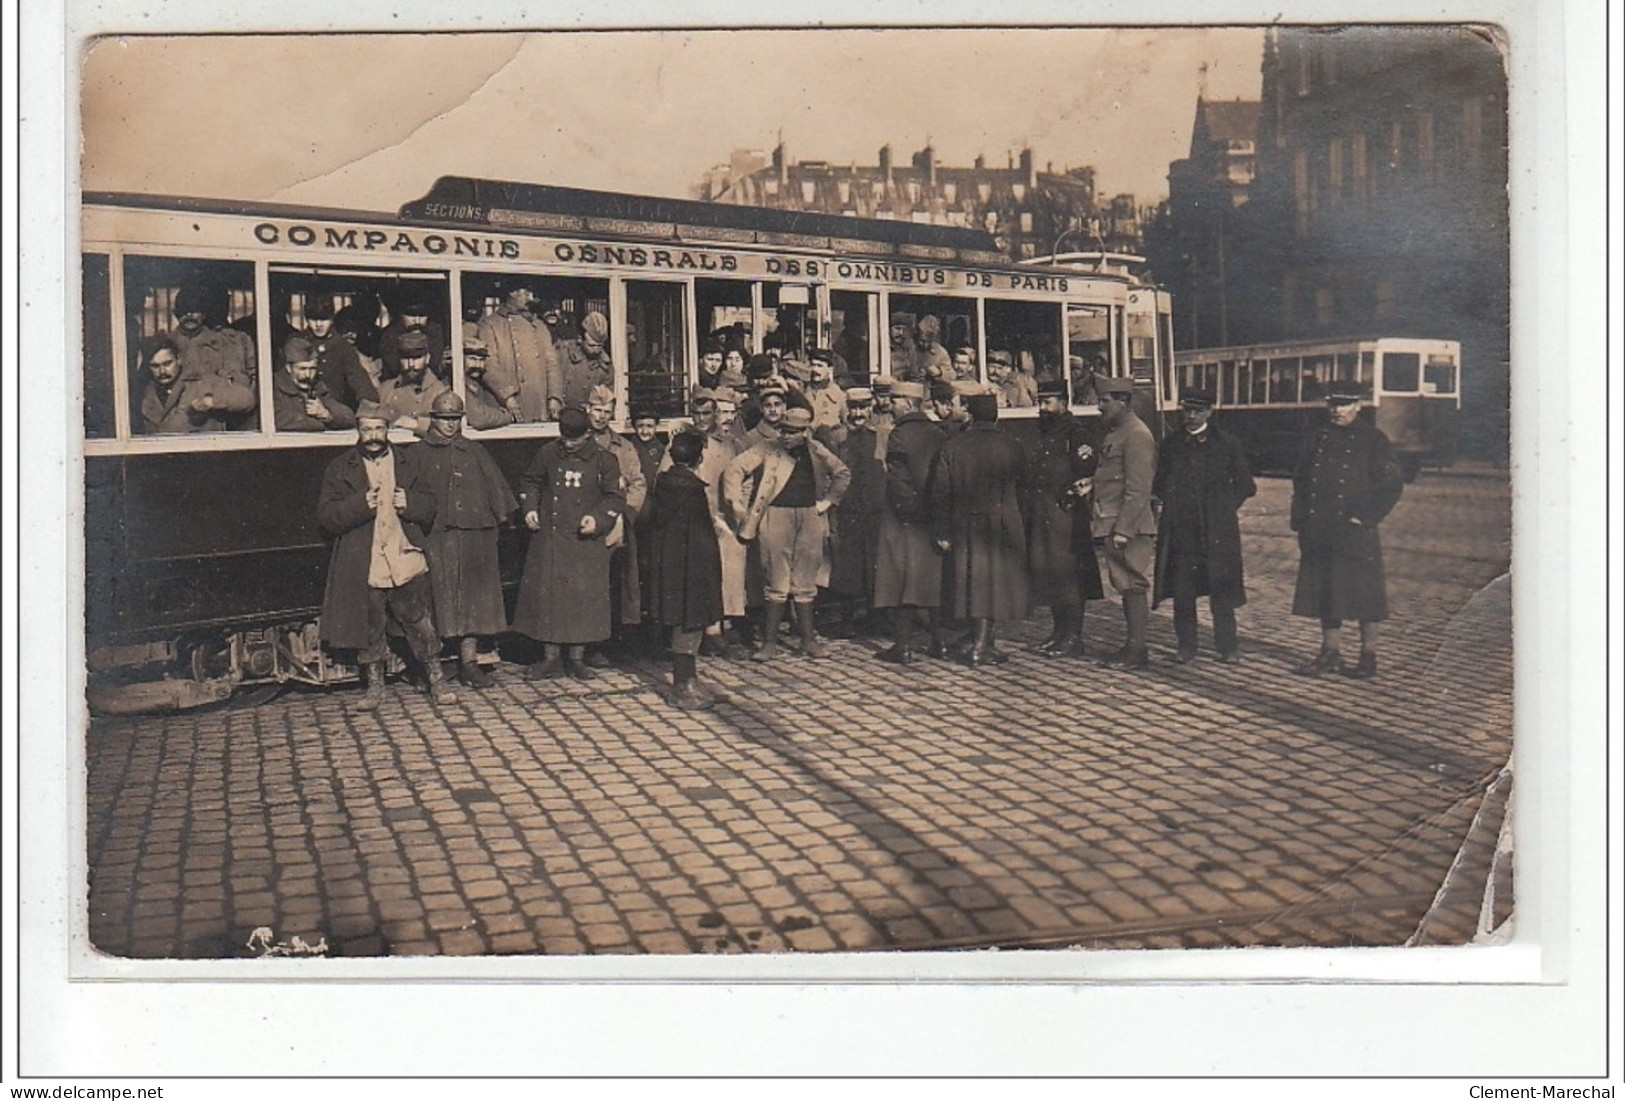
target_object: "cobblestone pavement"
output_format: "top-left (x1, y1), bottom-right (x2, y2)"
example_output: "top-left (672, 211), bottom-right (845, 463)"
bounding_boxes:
top-left (85, 471), bottom-right (1513, 959)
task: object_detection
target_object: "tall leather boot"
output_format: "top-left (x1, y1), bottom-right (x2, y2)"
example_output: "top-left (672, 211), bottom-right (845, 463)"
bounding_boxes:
top-left (671, 653), bottom-right (706, 709)
top-left (965, 618), bottom-right (993, 667)
top-left (351, 661), bottom-right (386, 713)
top-left (425, 655), bottom-right (460, 704)
top-left (795, 600), bottom-right (826, 659)
top-left (1123, 591), bottom-right (1151, 670)
top-left (458, 636), bottom-right (492, 688)
top-left (880, 606), bottom-right (916, 664)
top-left (752, 601), bottom-right (785, 662)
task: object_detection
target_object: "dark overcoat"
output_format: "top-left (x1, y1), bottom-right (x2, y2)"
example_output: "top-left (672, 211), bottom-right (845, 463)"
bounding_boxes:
top-left (644, 467), bottom-right (725, 631)
top-left (418, 431), bottom-right (519, 636)
top-left (828, 425), bottom-right (886, 600)
top-left (1152, 424), bottom-right (1257, 608)
top-left (317, 444), bottom-right (438, 650)
top-left (872, 413), bottom-right (946, 609)
top-left (928, 421), bottom-right (1030, 621)
top-left (511, 438), bottom-right (626, 645)
top-left (1289, 419), bottom-right (1404, 621)
top-left (1026, 411), bottom-right (1104, 605)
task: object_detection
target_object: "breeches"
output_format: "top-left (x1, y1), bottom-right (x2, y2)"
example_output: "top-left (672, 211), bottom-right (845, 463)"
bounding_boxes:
top-left (1101, 534), bottom-right (1155, 595)
top-left (757, 506), bottom-right (828, 603)
top-left (358, 575), bottom-right (440, 664)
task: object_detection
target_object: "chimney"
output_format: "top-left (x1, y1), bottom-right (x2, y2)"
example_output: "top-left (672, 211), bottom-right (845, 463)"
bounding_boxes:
top-left (974, 153), bottom-right (985, 170)
top-left (1019, 148), bottom-right (1036, 188)
top-left (772, 140), bottom-right (788, 186)
top-left (878, 144), bottom-right (893, 178)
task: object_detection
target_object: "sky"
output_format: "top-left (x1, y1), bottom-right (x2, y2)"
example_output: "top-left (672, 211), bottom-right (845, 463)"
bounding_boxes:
top-left (80, 28), bottom-right (1262, 213)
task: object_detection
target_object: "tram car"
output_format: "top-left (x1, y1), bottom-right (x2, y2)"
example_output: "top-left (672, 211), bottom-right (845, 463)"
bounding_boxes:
top-left (1168, 336), bottom-right (1463, 478)
top-left (81, 177), bottom-right (1153, 712)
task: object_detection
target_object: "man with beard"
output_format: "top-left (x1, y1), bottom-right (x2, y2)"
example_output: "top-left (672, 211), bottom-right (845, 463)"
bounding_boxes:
top-left (272, 334), bottom-right (356, 432)
top-left (723, 406), bottom-right (850, 661)
top-left (1091, 375), bottom-right (1159, 671)
top-left (1153, 387), bottom-right (1257, 665)
top-left (317, 401), bottom-right (454, 711)
top-left (513, 406), bottom-right (626, 682)
top-left (297, 293), bottom-right (377, 414)
top-left (1026, 379), bottom-right (1102, 657)
top-left (417, 391), bottom-right (519, 688)
top-left (988, 350), bottom-right (1036, 409)
top-left (871, 381), bottom-right (947, 664)
top-left (138, 332), bottom-right (256, 435)
top-left (1290, 380), bottom-right (1405, 679)
top-left (914, 315), bottom-right (952, 380)
top-left (585, 385), bottom-right (648, 664)
top-left (803, 348), bottom-right (848, 432)
top-left (887, 311), bottom-right (924, 382)
top-left (167, 284), bottom-right (258, 430)
top-left (376, 330), bottom-right (450, 430)
top-left (929, 390), bottom-right (1029, 667)
top-left (379, 295), bottom-right (446, 381)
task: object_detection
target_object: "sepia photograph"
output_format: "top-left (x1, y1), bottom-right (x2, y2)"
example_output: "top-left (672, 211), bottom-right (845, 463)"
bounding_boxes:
top-left (13, 0), bottom-right (1613, 1082)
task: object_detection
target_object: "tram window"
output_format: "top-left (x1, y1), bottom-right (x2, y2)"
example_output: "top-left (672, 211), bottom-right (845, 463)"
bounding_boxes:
top-left (1302, 354), bottom-right (1333, 402)
top-left (1424, 355), bottom-right (1458, 394)
top-left (1269, 357), bottom-right (1301, 404)
top-left (1359, 351), bottom-right (1375, 384)
top-left (1062, 303), bottom-right (1109, 403)
top-left (891, 293), bottom-right (976, 383)
top-left (461, 272), bottom-right (608, 423)
top-left (696, 278), bottom-right (754, 357)
top-left (829, 289), bottom-right (876, 387)
top-left (1336, 352), bottom-right (1359, 382)
top-left (83, 253), bottom-right (114, 439)
top-left (1249, 361), bottom-right (1268, 404)
top-left (762, 283), bottom-right (814, 366)
top-left (625, 280), bottom-right (689, 420)
top-left (1129, 335), bottom-right (1157, 378)
top-left (123, 256), bottom-right (258, 436)
top-left (1382, 352), bottom-right (1421, 393)
top-left (1220, 360), bottom-right (1237, 406)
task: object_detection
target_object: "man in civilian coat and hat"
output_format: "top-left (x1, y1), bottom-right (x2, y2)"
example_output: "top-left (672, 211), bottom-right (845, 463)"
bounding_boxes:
top-left (1091, 374), bottom-right (1158, 670)
top-left (1290, 380), bottom-right (1405, 679)
top-left (872, 381), bottom-right (948, 663)
top-left (417, 390), bottom-right (519, 687)
top-left (317, 401), bottom-right (455, 711)
top-left (1026, 377), bottom-right (1103, 657)
top-left (513, 406), bottom-right (626, 682)
top-left (1153, 386), bottom-right (1257, 664)
top-left (928, 388), bottom-right (1030, 667)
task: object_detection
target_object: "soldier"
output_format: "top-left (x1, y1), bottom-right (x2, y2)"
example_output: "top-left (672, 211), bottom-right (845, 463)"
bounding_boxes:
top-left (887, 311), bottom-right (924, 382)
top-left (723, 406), bottom-right (851, 661)
top-left (1026, 378), bottom-right (1102, 657)
top-left (460, 335), bottom-right (515, 430)
top-left (299, 294), bottom-right (377, 413)
top-left (272, 334), bottom-right (356, 433)
top-left (417, 391), bottom-right (519, 687)
top-left (914, 315), bottom-right (952, 380)
top-left (822, 388), bottom-right (886, 638)
top-left (929, 389), bottom-right (1029, 667)
top-left (645, 430), bottom-right (725, 709)
top-left (949, 344), bottom-right (980, 382)
top-left (379, 295), bottom-right (446, 381)
top-left (871, 381), bottom-right (947, 664)
top-left (317, 401), bottom-right (455, 710)
top-left (168, 284), bottom-right (258, 429)
top-left (560, 311), bottom-right (615, 412)
top-left (1290, 380), bottom-right (1405, 679)
top-left (803, 348), bottom-right (848, 432)
top-left (988, 350), bottom-right (1036, 408)
top-left (513, 406), bottom-right (626, 681)
top-left (138, 332), bottom-right (256, 436)
top-left (1153, 386), bottom-right (1257, 665)
top-left (376, 330), bottom-right (450, 430)
top-left (585, 385), bottom-right (648, 663)
top-left (1091, 375), bottom-right (1159, 671)
top-left (630, 407), bottom-right (667, 628)
top-left (476, 283), bottom-right (562, 423)
top-left (690, 394), bottom-right (750, 659)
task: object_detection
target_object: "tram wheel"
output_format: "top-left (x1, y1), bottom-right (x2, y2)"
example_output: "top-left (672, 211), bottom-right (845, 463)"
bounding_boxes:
top-left (233, 683), bottom-right (284, 708)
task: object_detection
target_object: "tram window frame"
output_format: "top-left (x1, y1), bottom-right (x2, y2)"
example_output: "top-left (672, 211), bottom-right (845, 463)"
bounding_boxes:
top-left (268, 264), bottom-right (453, 436)
top-left (1060, 301), bottom-right (1111, 405)
top-left (695, 277), bottom-right (756, 361)
top-left (623, 278), bottom-right (691, 422)
top-left (889, 291), bottom-right (980, 384)
top-left (1423, 354), bottom-right (1458, 395)
top-left (828, 289), bottom-right (877, 388)
top-left (1249, 360), bottom-right (1268, 404)
top-left (123, 255), bottom-right (260, 439)
top-left (83, 253), bottom-right (115, 440)
top-left (1269, 357), bottom-right (1301, 404)
top-left (761, 282), bottom-right (816, 366)
top-left (1381, 351), bottom-right (1422, 393)
top-left (459, 270), bottom-right (611, 431)
top-left (1220, 359), bottom-right (1237, 406)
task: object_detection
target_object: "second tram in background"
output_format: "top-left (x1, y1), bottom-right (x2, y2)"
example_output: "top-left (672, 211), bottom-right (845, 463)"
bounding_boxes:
top-left (1168, 336), bottom-right (1463, 479)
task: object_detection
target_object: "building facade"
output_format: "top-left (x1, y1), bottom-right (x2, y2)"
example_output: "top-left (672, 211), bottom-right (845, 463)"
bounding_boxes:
top-left (697, 143), bottom-right (1142, 263)
top-left (1248, 25), bottom-right (1510, 462)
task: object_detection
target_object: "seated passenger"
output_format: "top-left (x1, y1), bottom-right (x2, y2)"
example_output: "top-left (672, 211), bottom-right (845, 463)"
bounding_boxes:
top-left (461, 335), bottom-right (514, 430)
top-left (377, 330), bottom-right (449, 431)
top-left (950, 344), bottom-right (980, 382)
top-left (560, 311), bottom-right (615, 412)
top-left (989, 350), bottom-right (1036, 408)
top-left (273, 334), bottom-right (357, 432)
top-left (138, 332), bottom-right (255, 435)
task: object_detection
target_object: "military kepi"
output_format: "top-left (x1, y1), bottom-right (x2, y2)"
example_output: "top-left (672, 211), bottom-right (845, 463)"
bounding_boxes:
top-left (1325, 380), bottom-right (1366, 404)
top-left (1095, 374), bottom-right (1134, 398)
top-left (1035, 378), bottom-right (1068, 400)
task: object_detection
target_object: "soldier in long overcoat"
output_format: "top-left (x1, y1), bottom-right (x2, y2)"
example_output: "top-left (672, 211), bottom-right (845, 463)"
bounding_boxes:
top-left (871, 382), bottom-right (947, 663)
top-left (1290, 381), bottom-right (1405, 679)
top-left (645, 430), bottom-right (725, 708)
top-left (1026, 379), bottom-right (1103, 657)
top-left (584, 386), bottom-right (648, 663)
top-left (928, 391), bottom-right (1029, 667)
top-left (822, 389), bottom-right (886, 637)
top-left (417, 391), bottom-right (519, 687)
top-left (1152, 387), bottom-right (1257, 664)
top-left (317, 403), bottom-right (452, 709)
top-left (476, 285), bottom-right (563, 424)
top-left (512, 407), bottom-right (626, 681)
